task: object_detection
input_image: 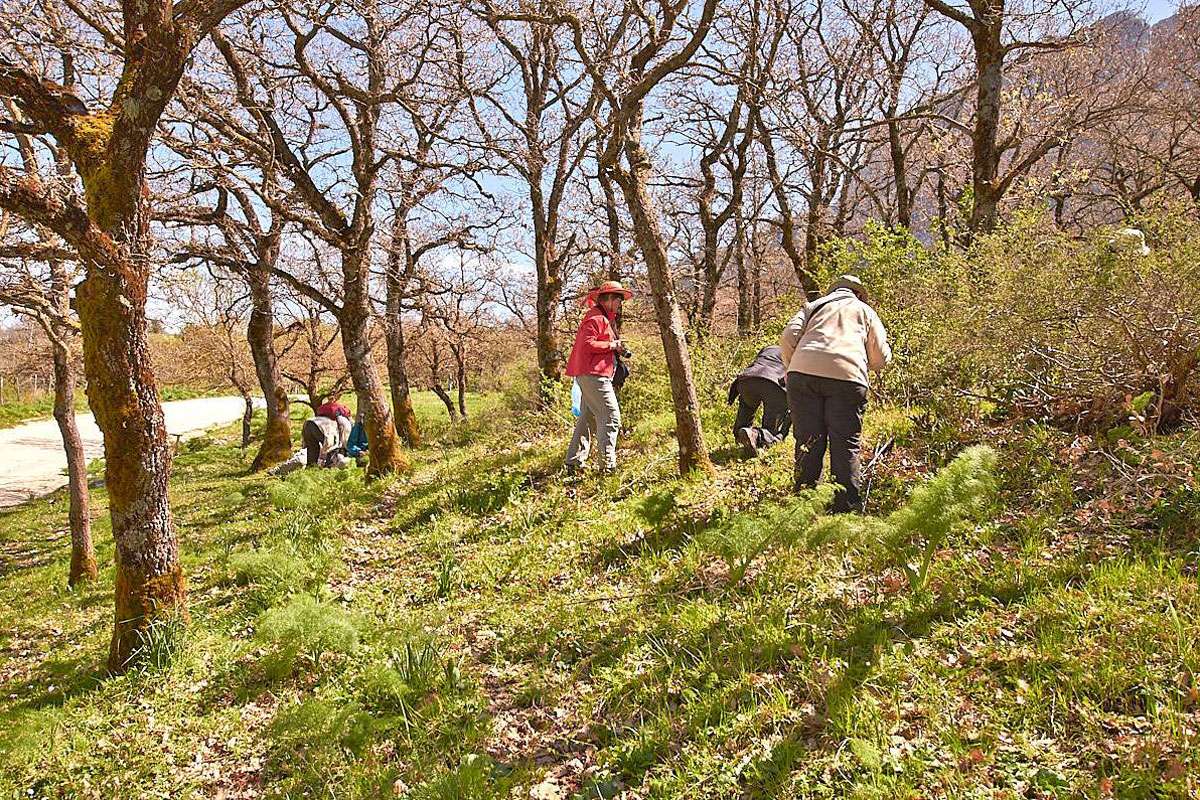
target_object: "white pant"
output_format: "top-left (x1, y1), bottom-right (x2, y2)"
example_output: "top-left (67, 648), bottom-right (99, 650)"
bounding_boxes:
top-left (566, 374), bottom-right (621, 470)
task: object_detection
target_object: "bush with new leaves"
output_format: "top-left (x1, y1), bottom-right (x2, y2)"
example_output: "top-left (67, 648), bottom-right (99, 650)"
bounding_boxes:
top-left (820, 208), bottom-right (1200, 433)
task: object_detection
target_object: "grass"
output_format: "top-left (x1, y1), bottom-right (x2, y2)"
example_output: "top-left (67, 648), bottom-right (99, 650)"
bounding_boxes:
top-left (1, 378), bottom-right (1198, 799)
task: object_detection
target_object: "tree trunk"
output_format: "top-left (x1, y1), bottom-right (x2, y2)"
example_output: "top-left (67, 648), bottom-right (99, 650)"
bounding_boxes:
top-left (384, 247), bottom-right (421, 447)
top-left (735, 213), bottom-right (751, 337)
top-left (599, 149), bottom-right (623, 281)
top-left (614, 131), bottom-right (712, 475)
top-left (245, 266), bottom-right (292, 471)
top-left (338, 258), bottom-right (407, 476)
top-left (756, 115), bottom-right (819, 299)
top-left (429, 342), bottom-right (458, 423)
top-left (234, 375), bottom-right (253, 449)
top-left (451, 343), bottom-right (468, 419)
top-left (697, 209), bottom-right (721, 335)
top-left (532, 197), bottom-right (563, 407)
top-left (385, 311), bottom-right (421, 447)
top-left (432, 383), bottom-right (458, 422)
top-left (803, 144), bottom-right (828, 272)
top-left (968, 25), bottom-right (1004, 234)
top-left (76, 264), bottom-right (185, 672)
top-left (50, 329), bottom-right (95, 587)
top-left (887, 110), bottom-right (912, 229)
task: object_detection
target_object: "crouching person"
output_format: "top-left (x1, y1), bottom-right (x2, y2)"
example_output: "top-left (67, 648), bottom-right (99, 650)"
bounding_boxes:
top-left (347, 411), bottom-right (369, 466)
top-left (728, 345), bottom-right (790, 456)
top-left (780, 275), bottom-right (890, 513)
top-left (301, 413), bottom-right (353, 468)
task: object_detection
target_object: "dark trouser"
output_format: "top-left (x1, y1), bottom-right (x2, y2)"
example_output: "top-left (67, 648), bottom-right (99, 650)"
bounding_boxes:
top-left (733, 377), bottom-right (791, 449)
top-left (787, 372), bottom-right (868, 513)
top-left (301, 419), bottom-right (325, 467)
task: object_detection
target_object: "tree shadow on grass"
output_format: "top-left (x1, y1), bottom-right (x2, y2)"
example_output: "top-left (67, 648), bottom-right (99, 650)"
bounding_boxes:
top-left (593, 489), bottom-right (724, 568)
top-left (0, 652), bottom-right (106, 713)
top-left (814, 554), bottom-right (1098, 743)
top-left (709, 444), bottom-right (749, 467)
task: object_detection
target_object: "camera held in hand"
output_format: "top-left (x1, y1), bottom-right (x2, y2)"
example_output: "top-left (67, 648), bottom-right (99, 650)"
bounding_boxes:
top-left (619, 346), bottom-right (633, 359)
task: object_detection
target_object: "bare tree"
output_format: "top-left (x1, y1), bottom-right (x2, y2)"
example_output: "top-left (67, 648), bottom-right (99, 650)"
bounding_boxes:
top-left (196, 0), bottom-right (463, 475)
top-left (517, 0), bottom-right (719, 474)
top-left (162, 273), bottom-right (257, 447)
top-left (277, 294), bottom-right (353, 413)
top-left (466, 1), bottom-right (604, 405)
top-left (922, 0), bottom-right (1118, 233)
top-left (668, 0), bottom-right (783, 332)
top-left (757, 0), bottom-right (881, 295)
top-left (160, 162), bottom-right (294, 471)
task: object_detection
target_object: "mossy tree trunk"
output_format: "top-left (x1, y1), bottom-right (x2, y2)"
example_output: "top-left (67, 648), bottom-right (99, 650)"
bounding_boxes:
top-left (0, 0), bottom-right (251, 672)
top-left (52, 330), bottom-right (96, 587)
top-left (341, 251), bottom-right (407, 476)
top-left (46, 259), bottom-right (97, 587)
top-left (384, 210), bottom-right (421, 448)
top-left (245, 264), bottom-right (292, 471)
top-left (613, 124), bottom-right (712, 475)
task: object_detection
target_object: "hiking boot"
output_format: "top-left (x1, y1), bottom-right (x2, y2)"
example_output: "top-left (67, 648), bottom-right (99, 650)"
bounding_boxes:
top-left (735, 427), bottom-right (759, 458)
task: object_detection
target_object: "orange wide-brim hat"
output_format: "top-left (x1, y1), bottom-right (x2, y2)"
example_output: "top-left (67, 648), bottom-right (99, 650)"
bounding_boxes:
top-left (582, 280), bottom-right (634, 307)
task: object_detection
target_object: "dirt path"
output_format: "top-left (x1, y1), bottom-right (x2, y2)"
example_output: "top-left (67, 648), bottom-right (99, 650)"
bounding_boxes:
top-left (0, 396), bottom-right (263, 509)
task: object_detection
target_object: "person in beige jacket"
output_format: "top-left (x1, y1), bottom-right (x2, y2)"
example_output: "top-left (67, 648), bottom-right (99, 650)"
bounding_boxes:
top-left (780, 275), bottom-right (890, 512)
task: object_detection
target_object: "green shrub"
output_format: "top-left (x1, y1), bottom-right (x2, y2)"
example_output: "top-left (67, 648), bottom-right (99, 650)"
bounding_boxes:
top-left (183, 435), bottom-right (214, 452)
top-left (884, 445), bottom-right (998, 591)
top-left (809, 445), bottom-right (999, 594)
top-left (267, 508), bottom-right (336, 552)
top-left (411, 754), bottom-right (506, 800)
top-left (225, 548), bottom-right (316, 608)
top-left (255, 595), bottom-right (359, 679)
top-left (1153, 486), bottom-right (1200, 536)
top-left (356, 642), bottom-right (459, 726)
top-left (695, 487), bottom-right (834, 585)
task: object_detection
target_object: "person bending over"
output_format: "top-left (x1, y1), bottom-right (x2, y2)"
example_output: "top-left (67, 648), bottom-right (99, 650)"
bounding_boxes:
top-left (301, 413), bottom-right (352, 468)
top-left (780, 275), bottom-right (890, 513)
top-left (728, 345), bottom-right (790, 457)
top-left (316, 393), bottom-right (351, 420)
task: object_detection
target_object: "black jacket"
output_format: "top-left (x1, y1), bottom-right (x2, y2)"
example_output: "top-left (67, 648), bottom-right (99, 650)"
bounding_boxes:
top-left (727, 345), bottom-right (787, 404)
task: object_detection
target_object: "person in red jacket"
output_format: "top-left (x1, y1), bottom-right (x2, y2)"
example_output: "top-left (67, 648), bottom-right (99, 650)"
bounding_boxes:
top-left (565, 280), bottom-right (632, 474)
top-left (316, 393), bottom-right (352, 420)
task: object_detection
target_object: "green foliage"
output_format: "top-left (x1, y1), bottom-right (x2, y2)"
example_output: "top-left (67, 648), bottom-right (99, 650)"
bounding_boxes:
top-left (263, 696), bottom-right (376, 796)
top-left (356, 642), bottom-right (462, 730)
top-left (695, 487), bottom-right (834, 584)
top-left (411, 754), bottom-right (508, 800)
top-left (255, 594), bottom-right (359, 679)
top-left (435, 553), bottom-right (459, 598)
top-left (884, 445), bottom-right (998, 591)
top-left (183, 435), bottom-right (214, 452)
top-left (812, 446), bottom-right (999, 593)
top-left (126, 611), bottom-right (189, 673)
top-left (816, 209), bottom-right (1200, 432)
top-left (225, 548), bottom-right (318, 608)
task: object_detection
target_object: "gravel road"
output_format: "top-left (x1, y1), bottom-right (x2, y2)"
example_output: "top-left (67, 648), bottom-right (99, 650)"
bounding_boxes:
top-left (0, 396), bottom-right (263, 509)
